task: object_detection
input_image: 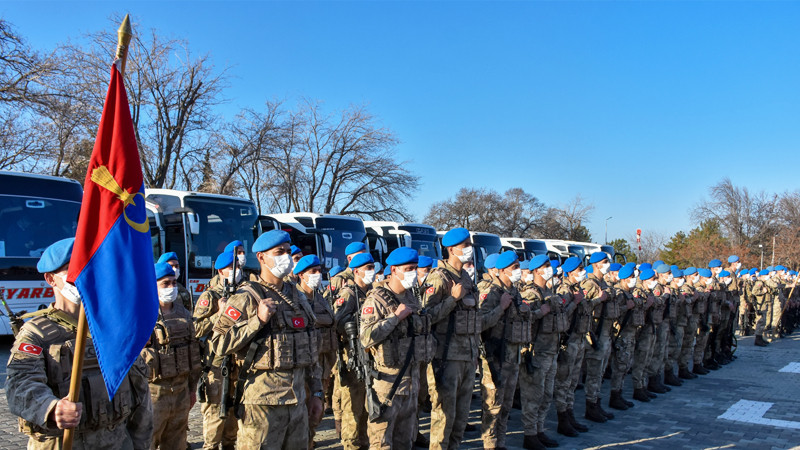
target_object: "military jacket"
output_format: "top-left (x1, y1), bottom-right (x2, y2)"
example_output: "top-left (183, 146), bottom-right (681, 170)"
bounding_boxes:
top-left (520, 282), bottom-right (569, 336)
top-left (479, 280), bottom-right (532, 364)
top-left (210, 277), bottom-right (322, 406)
top-left (556, 279), bottom-right (592, 334)
top-left (143, 302), bottom-right (202, 393)
top-left (6, 307), bottom-right (152, 449)
top-left (751, 280), bottom-right (769, 309)
top-left (304, 286), bottom-right (336, 355)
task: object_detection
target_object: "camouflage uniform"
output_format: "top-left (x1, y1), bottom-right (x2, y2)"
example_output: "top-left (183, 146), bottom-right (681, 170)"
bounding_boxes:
top-left (360, 285), bottom-right (434, 450)
top-left (678, 283), bottom-right (698, 373)
top-left (581, 274), bottom-right (618, 405)
top-left (332, 283), bottom-right (370, 450)
top-left (631, 284), bottom-right (656, 391)
top-left (210, 276), bottom-right (322, 450)
top-left (553, 279), bottom-right (590, 416)
top-left (6, 307), bottom-right (153, 450)
top-left (767, 278), bottom-right (786, 338)
top-left (646, 283), bottom-right (671, 385)
top-left (518, 282), bottom-right (569, 437)
top-left (692, 284), bottom-right (711, 369)
top-left (610, 286), bottom-right (643, 392)
top-left (478, 280), bottom-right (531, 449)
top-left (738, 277), bottom-right (752, 334)
top-left (178, 282), bottom-right (194, 314)
top-left (304, 285), bottom-right (337, 446)
top-left (669, 284), bottom-right (692, 374)
top-left (194, 284), bottom-right (238, 450)
top-left (144, 301), bottom-right (202, 449)
top-left (422, 260), bottom-right (482, 450)
top-left (752, 279), bottom-right (770, 336)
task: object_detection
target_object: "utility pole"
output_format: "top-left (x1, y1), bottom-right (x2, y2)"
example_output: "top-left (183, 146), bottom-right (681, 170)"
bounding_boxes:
top-left (760, 244), bottom-right (764, 270)
top-left (605, 216), bottom-right (612, 244)
top-left (772, 235), bottom-right (776, 266)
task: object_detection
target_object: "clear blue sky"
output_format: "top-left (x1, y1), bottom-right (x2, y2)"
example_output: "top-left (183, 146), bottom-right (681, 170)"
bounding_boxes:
top-left (3, 1), bottom-right (799, 244)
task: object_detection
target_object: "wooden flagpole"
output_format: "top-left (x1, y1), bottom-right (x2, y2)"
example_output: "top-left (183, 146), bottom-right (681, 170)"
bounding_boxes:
top-left (62, 15), bottom-right (132, 450)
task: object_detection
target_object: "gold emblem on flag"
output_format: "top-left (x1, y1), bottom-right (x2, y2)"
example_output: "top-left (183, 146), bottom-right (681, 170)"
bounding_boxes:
top-left (91, 165), bottom-right (150, 233)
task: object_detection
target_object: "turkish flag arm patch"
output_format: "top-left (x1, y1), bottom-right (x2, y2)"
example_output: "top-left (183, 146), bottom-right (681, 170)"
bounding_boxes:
top-left (426, 286), bottom-right (435, 295)
top-left (17, 342), bottom-right (43, 356)
top-left (292, 317), bottom-right (306, 328)
top-left (224, 305), bottom-right (242, 321)
top-left (362, 306), bottom-right (374, 315)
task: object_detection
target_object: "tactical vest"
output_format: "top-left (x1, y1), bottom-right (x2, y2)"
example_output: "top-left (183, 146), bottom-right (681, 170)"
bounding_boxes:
top-left (150, 308), bottom-right (202, 382)
top-left (559, 281), bottom-right (592, 334)
top-left (666, 292), bottom-right (679, 320)
top-left (524, 284), bottom-right (568, 334)
top-left (629, 293), bottom-right (646, 327)
top-left (650, 296), bottom-right (665, 324)
top-left (243, 282), bottom-right (320, 371)
top-left (486, 284), bottom-right (533, 344)
top-left (693, 290), bottom-right (708, 314)
top-left (368, 287), bottom-right (434, 368)
top-left (310, 290), bottom-right (337, 355)
top-left (433, 267), bottom-right (481, 337)
top-left (20, 312), bottom-right (140, 436)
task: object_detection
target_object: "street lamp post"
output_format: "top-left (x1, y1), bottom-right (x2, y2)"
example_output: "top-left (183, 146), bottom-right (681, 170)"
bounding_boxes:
top-left (759, 244), bottom-right (764, 270)
top-left (605, 216), bottom-right (612, 244)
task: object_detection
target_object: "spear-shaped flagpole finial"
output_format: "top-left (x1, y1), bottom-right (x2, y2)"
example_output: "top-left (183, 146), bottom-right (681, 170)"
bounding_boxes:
top-left (116, 14), bottom-right (132, 76)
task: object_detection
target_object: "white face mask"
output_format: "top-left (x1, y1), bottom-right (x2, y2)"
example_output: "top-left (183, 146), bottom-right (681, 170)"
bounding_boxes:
top-left (676, 279), bottom-right (685, 287)
top-left (647, 280), bottom-right (658, 290)
top-left (524, 273), bottom-right (534, 283)
top-left (550, 277), bottom-right (561, 287)
top-left (375, 274), bottom-right (385, 282)
top-left (269, 253), bottom-right (293, 278)
top-left (599, 263), bottom-right (610, 275)
top-left (736, 262), bottom-right (742, 270)
top-left (542, 267), bottom-right (554, 281)
top-left (172, 266), bottom-right (180, 278)
top-left (723, 278), bottom-right (732, 285)
top-left (226, 268), bottom-right (243, 284)
top-left (705, 278), bottom-right (713, 286)
top-left (574, 270), bottom-right (587, 282)
top-left (509, 268), bottom-right (522, 283)
top-left (56, 273), bottom-right (81, 305)
top-left (666, 275), bottom-right (673, 283)
top-left (361, 269), bottom-right (376, 284)
top-left (634, 269), bottom-right (640, 278)
top-left (400, 270), bottom-right (417, 289)
top-left (238, 254), bottom-right (247, 267)
top-left (306, 273), bottom-right (322, 289)
top-left (465, 267), bottom-right (475, 278)
top-left (419, 273), bottom-right (428, 285)
top-left (458, 246), bottom-right (474, 263)
top-left (158, 286), bottom-right (178, 303)
top-left (627, 278), bottom-right (637, 289)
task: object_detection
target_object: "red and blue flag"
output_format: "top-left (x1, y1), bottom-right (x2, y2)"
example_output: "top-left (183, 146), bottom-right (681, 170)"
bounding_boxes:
top-left (68, 62), bottom-right (159, 399)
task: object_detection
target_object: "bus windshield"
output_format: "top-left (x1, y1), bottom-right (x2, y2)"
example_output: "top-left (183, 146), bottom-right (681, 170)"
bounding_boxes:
top-left (183, 197), bottom-right (258, 273)
top-left (316, 217), bottom-right (367, 269)
top-left (472, 234), bottom-right (502, 271)
top-left (0, 196), bottom-right (80, 260)
top-left (399, 224), bottom-right (441, 259)
top-left (525, 240), bottom-right (549, 256)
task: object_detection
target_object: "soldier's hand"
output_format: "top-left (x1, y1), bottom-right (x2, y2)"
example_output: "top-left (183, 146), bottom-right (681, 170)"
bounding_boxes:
top-left (257, 299), bottom-right (277, 324)
top-left (573, 290), bottom-right (584, 304)
top-left (451, 281), bottom-right (466, 301)
top-left (627, 299), bottom-right (635, 310)
top-left (646, 296), bottom-right (655, 308)
top-left (309, 396), bottom-right (324, 424)
top-left (540, 303), bottom-right (551, 316)
top-left (217, 297), bottom-right (227, 311)
top-left (500, 293), bottom-right (513, 310)
top-left (51, 397), bottom-right (82, 429)
top-left (395, 303), bottom-right (413, 320)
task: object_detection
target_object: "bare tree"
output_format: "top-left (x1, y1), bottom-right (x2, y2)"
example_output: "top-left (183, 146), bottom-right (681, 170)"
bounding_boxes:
top-left (0, 19), bottom-right (58, 104)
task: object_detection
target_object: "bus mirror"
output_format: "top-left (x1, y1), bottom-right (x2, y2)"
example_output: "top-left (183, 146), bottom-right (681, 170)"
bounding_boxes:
top-left (187, 213), bottom-right (200, 235)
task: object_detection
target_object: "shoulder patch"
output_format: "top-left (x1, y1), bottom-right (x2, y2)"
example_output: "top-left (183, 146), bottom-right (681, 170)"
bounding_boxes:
top-left (291, 317), bottom-right (306, 328)
top-left (224, 305), bottom-right (242, 321)
top-left (198, 298), bottom-right (209, 308)
top-left (426, 286), bottom-right (435, 295)
top-left (362, 306), bottom-right (374, 315)
top-left (17, 342), bottom-right (43, 356)
top-left (480, 293), bottom-right (488, 301)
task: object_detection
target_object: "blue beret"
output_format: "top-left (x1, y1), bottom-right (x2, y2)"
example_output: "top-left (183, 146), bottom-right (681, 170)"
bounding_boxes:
top-left (442, 228), bottom-right (470, 247)
top-left (291, 245), bottom-right (302, 256)
top-left (684, 267), bottom-right (697, 276)
top-left (698, 268), bottom-right (712, 278)
top-left (639, 263), bottom-right (652, 271)
top-left (672, 268), bottom-right (683, 278)
top-left (738, 269), bottom-right (747, 276)
top-left (432, 260), bottom-right (438, 268)
top-left (329, 265), bottom-right (345, 278)
top-left (655, 264), bottom-right (671, 274)
top-left (345, 242), bottom-right (367, 256)
top-left (562, 256), bottom-right (581, 273)
top-left (653, 260), bottom-right (665, 268)
top-left (386, 247), bottom-right (418, 267)
top-left (708, 259), bottom-right (722, 268)
top-left (639, 268), bottom-right (655, 281)
top-left (214, 251), bottom-right (235, 270)
top-left (253, 230), bottom-right (291, 252)
top-left (619, 265), bottom-right (635, 279)
top-left (624, 262), bottom-right (636, 270)
top-left (766, 265), bottom-right (774, 272)
top-left (586, 266), bottom-right (594, 273)
top-left (418, 256), bottom-right (433, 268)
top-left (37, 238), bottom-right (75, 273)
top-left (294, 254), bottom-right (321, 274)
top-left (374, 262), bottom-right (383, 272)
top-left (157, 252), bottom-right (179, 264)
top-left (759, 269), bottom-right (769, 276)
top-left (671, 265), bottom-right (679, 271)
top-left (776, 265), bottom-right (786, 271)
top-left (384, 265), bottom-right (392, 276)
top-left (550, 259), bottom-right (560, 270)
top-left (155, 262), bottom-right (176, 280)
top-left (529, 254), bottom-right (550, 271)
top-left (519, 260), bottom-right (529, 270)
top-left (589, 252), bottom-right (608, 264)
top-left (349, 253), bottom-right (375, 269)
top-left (719, 270), bottom-right (730, 277)
top-left (749, 268), bottom-right (758, 275)
top-left (727, 255), bottom-right (739, 263)
top-left (484, 253), bottom-right (499, 270)
top-left (224, 240), bottom-right (243, 253)
top-left (496, 251), bottom-right (519, 270)
top-left (790, 270), bottom-right (797, 276)
top-left (609, 263), bottom-right (622, 272)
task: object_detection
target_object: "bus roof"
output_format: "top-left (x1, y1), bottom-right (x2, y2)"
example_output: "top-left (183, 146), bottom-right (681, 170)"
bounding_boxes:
top-left (266, 212), bottom-right (364, 234)
top-left (145, 188), bottom-right (254, 204)
top-left (0, 171), bottom-right (82, 201)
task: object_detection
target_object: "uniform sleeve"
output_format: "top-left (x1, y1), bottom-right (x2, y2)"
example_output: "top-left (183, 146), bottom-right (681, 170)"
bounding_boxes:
top-left (126, 356), bottom-right (154, 450)
top-left (360, 295), bottom-right (399, 349)
top-left (187, 316), bottom-right (202, 392)
top-left (334, 288), bottom-right (358, 335)
top-left (178, 283), bottom-right (194, 313)
top-left (193, 290), bottom-right (220, 339)
top-left (520, 286), bottom-right (547, 320)
top-left (479, 287), bottom-right (505, 331)
top-left (5, 328), bottom-right (59, 429)
top-left (210, 289), bottom-right (265, 357)
top-left (422, 271), bottom-right (458, 325)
